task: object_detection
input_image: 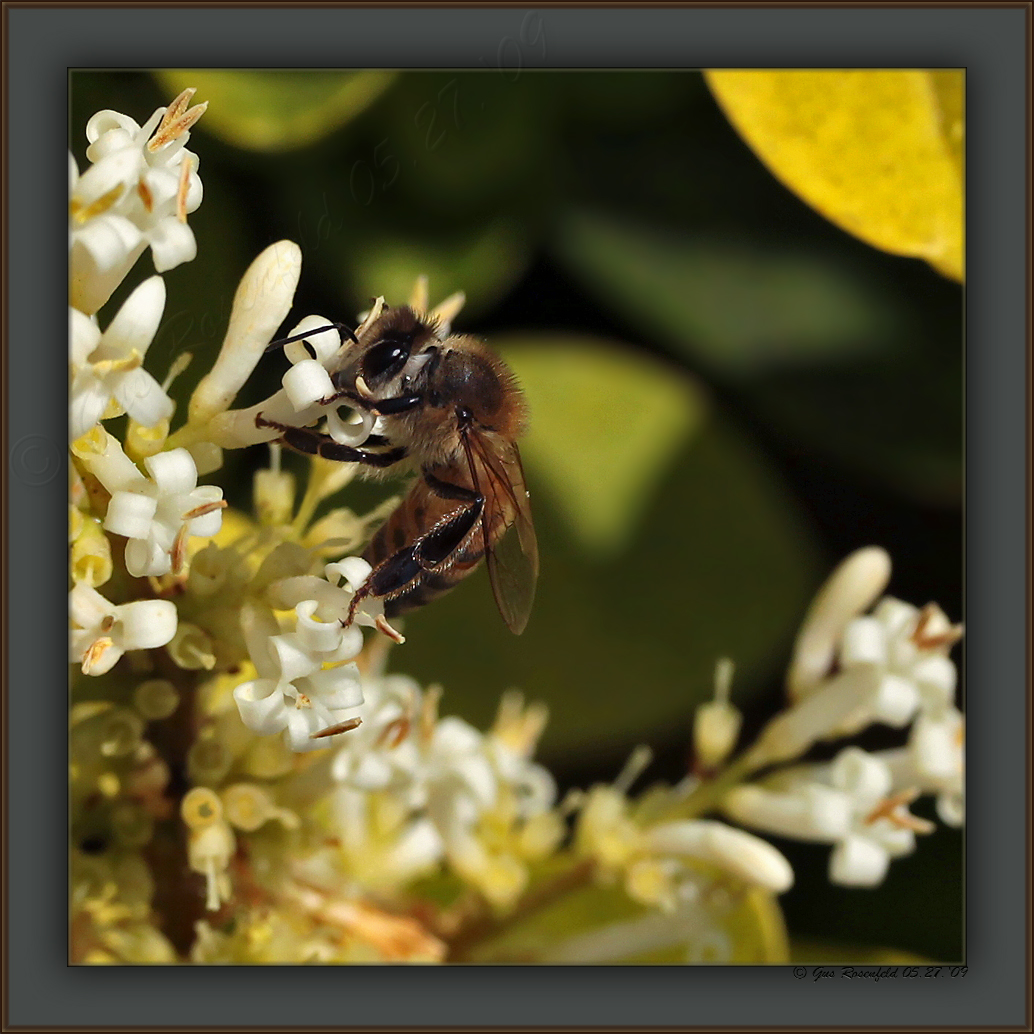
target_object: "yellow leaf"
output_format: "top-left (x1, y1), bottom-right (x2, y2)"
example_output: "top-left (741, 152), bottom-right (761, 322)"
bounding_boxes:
top-left (704, 70), bottom-right (963, 281)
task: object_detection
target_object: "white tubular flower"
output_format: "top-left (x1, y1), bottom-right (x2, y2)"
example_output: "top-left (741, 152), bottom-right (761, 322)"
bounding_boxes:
top-left (724, 746), bottom-right (933, 889)
top-left (753, 551), bottom-right (962, 766)
top-left (787, 546), bottom-right (892, 701)
top-left (69, 278), bottom-right (174, 441)
top-left (330, 674), bottom-right (422, 792)
top-left (232, 567), bottom-right (368, 752)
top-left (70, 90), bottom-right (206, 315)
top-left (643, 821), bottom-right (794, 894)
top-left (188, 241), bottom-right (302, 427)
top-left (101, 447), bottom-right (225, 577)
top-left (70, 584), bottom-right (177, 676)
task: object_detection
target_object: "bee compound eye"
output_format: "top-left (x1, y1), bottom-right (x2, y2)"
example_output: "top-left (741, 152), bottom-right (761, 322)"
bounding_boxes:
top-left (363, 336), bottom-right (411, 384)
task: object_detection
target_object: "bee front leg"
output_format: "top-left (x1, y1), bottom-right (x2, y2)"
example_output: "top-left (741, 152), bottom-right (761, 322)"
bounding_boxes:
top-left (255, 414), bottom-right (406, 467)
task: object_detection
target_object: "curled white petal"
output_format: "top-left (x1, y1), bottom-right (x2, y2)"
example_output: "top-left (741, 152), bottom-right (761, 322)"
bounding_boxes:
top-left (104, 490), bottom-right (158, 539)
top-left (282, 359), bottom-right (334, 411)
top-left (149, 219), bottom-right (197, 272)
top-left (327, 557), bottom-right (372, 594)
top-left (117, 599), bottom-right (178, 650)
top-left (144, 447), bottom-right (198, 495)
top-left (233, 680), bottom-right (290, 735)
top-left (284, 315), bottom-right (341, 365)
top-left (326, 406), bottom-right (375, 446)
top-left (829, 834), bottom-right (889, 887)
top-left (294, 599), bottom-right (345, 654)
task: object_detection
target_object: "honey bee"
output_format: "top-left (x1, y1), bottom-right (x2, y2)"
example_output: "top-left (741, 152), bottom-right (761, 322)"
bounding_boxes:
top-left (257, 304), bottom-right (538, 634)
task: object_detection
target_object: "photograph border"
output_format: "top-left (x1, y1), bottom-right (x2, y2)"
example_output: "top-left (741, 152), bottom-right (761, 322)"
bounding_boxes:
top-left (6, 3), bottom-right (1029, 1029)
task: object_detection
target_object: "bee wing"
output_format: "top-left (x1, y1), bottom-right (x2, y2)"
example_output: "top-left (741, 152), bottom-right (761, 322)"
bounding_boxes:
top-left (465, 430), bottom-right (539, 635)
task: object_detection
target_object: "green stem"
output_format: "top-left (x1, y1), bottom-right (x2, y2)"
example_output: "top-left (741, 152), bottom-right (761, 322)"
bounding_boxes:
top-left (660, 749), bottom-right (764, 823)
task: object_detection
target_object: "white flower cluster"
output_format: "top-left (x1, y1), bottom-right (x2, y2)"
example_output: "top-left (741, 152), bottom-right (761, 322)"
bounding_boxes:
top-left (724, 547), bottom-right (963, 887)
top-left (70, 90), bottom-right (205, 316)
top-left (326, 676), bottom-right (560, 907)
top-left (232, 559), bottom-right (376, 752)
top-left (70, 91), bottom-right (213, 677)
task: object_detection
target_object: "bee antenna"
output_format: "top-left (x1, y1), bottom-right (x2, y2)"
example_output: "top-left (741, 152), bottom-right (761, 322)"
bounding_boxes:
top-left (264, 322), bottom-right (359, 354)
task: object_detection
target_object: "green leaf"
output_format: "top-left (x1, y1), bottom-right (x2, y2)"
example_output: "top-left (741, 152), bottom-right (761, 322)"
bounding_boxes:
top-left (154, 70), bottom-right (396, 151)
top-left (555, 212), bottom-right (896, 375)
top-left (553, 211), bottom-right (962, 504)
top-left (704, 71), bottom-right (963, 281)
top-left (467, 874), bottom-right (788, 964)
top-left (498, 336), bottom-right (704, 557)
top-left (347, 218), bottom-right (532, 320)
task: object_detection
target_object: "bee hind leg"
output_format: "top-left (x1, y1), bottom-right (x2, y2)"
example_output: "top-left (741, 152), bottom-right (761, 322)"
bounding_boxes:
top-left (344, 493), bottom-right (484, 626)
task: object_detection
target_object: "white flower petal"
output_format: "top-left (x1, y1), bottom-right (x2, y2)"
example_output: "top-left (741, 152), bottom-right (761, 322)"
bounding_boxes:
top-left (269, 633), bottom-right (321, 683)
top-left (282, 358), bottom-right (334, 411)
top-left (305, 668), bottom-right (364, 710)
top-left (70, 307), bottom-right (101, 365)
top-left (70, 584), bottom-right (114, 629)
top-left (117, 599), bottom-right (178, 650)
top-left (234, 680), bottom-right (290, 736)
top-left (868, 673), bottom-right (920, 728)
top-left (104, 489), bottom-right (158, 539)
top-left (284, 315), bottom-right (342, 365)
top-left (294, 599), bottom-right (345, 654)
top-left (149, 218), bottom-right (196, 272)
top-left (144, 447), bottom-right (197, 495)
top-left (111, 367), bottom-right (174, 428)
top-left (830, 747), bottom-right (892, 804)
top-left (840, 616), bottom-right (887, 667)
top-left (326, 406), bottom-right (375, 446)
top-left (95, 276), bottom-right (166, 361)
top-left (188, 241), bottom-right (301, 424)
top-left (829, 834), bottom-right (889, 887)
top-left (124, 536), bottom-right (171, 577)
top-left (86, 109), bottom-right (142, 144)
top-left (70, 380), bottom-right (113, 441)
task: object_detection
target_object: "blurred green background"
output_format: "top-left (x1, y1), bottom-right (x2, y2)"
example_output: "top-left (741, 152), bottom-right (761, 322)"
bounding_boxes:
top-left (70, 70), bottom-right (963, 962)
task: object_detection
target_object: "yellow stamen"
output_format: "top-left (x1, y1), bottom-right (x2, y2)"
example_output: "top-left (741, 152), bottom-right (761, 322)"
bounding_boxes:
top-left (137, 178), bottom-right (154, 212)
top-left (170, 523), bottom-right (190, 576)
top-left (864, 788), bottom-right (936, 834)
top-left (310, 717), bottom-right (363, 740)
top-left (70, 183), bottom-right (125, 224)
top-left (176, 156), bottom-right (193, 223)
top-left (911, 603), bottom-right (963, 650)
top-left (147, 101), bottom-right (208, 152)
top-left (377, 716), bottom-right (411, 749)
top-left (181, 498), bottom-right (227, 522)
top-left (156, 88), bottom-right (196, 136)
top-left (81, 637), bottom-right (114, 675)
